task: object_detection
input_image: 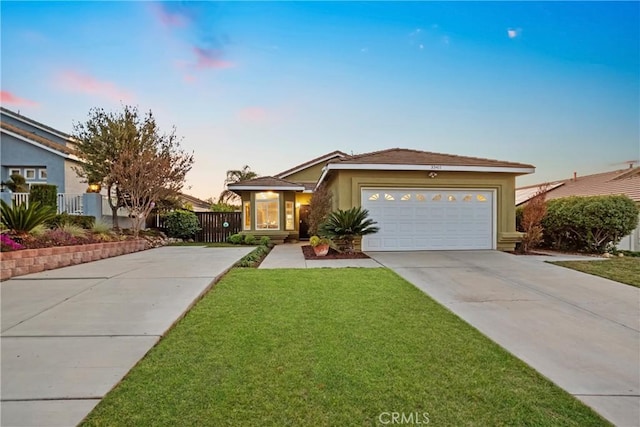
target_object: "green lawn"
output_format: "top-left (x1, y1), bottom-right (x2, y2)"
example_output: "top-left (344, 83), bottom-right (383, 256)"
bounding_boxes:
top-left (82, 269), bottom-right (608, 426)
top-left (551, 258), bottom-right (640, 287)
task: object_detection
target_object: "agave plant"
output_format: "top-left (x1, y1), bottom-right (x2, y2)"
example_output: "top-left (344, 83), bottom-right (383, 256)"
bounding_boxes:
top-left (318, 206), bottom-right (379, 253)
top-left (0, 200), bottom-right (57, 236)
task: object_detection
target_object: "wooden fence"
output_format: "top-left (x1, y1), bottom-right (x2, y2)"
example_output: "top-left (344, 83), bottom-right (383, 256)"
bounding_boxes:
top-left (195, 212), bottom-right (242, 243)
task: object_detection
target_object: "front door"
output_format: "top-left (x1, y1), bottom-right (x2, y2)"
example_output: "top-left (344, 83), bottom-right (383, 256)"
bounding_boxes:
top-left (299, 204), bottom-right (311, 240)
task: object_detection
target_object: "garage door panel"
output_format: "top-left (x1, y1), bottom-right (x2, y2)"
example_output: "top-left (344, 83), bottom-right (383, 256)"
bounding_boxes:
top-left (362, 188), bottom-right (493, 251)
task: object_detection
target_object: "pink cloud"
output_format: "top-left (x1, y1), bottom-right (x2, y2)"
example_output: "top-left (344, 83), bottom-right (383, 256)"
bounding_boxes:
top-left (149, 2), bottom-right (189, 28)
top-left (57, 70), bottom-right (133, 103)
top-left (193, 47), bottom-right (234, 70)
top-left (238, 107), bottom-right (269, 123)
top-left (0, 91), bottom-right (39, 107)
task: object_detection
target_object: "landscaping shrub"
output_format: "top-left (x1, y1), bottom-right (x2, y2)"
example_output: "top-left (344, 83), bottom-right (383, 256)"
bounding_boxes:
top-left (542, 195), bottom-right (639, 253)
top-left (29, 184), bottom-right (58, 209)
top-left (308, 183), bottom-right (333, 236)
top-left (1, 200), bottom-right (57, 235)
top-left (228, 233), bottom-right (244, 244)
top-left (164, 210), bottom-right (201, 239)
top-left (48, 213), bottom-right (95, 229)
top-left (519, 188), bottom-right (547, 253)
top-left (1, 234), bottom-right (24, 251)
top-left (319, 206), bottom-right (379, 253)
top-left (259, 236), bottom-right (271, 246)
top-left (243, 234), bottom-right (256, 245)
top-left (234, 244), bottom-right (271, 267)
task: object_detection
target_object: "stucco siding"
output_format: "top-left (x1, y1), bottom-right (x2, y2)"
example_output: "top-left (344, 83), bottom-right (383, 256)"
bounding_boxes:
top-left (64, 160), bottom-right (86, 194)
top-left (324, 170), bottom-right (520, 251)
top-left (1, 133), bottom-right (66, 190)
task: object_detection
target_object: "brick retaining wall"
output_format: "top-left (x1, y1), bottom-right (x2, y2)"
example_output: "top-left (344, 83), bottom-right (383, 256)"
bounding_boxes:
top-left (1, 240), bottom-right (148, 281)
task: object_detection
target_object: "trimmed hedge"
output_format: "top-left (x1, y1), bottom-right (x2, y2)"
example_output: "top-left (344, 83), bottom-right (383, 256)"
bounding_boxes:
top-left (30, 184), bottom-right (58, 209)
top-left (542, 195), bottom-right (638, 253)
top-left (164, 210), bottom-right (201, 239)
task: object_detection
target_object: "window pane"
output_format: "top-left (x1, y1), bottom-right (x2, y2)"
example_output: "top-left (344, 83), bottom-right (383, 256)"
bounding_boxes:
top-left (256, 192), bottom-right (280, 230)
top-left (243, 201), bottom-right (251, 230)
top-left (285, 201), bottom-right (294, 230)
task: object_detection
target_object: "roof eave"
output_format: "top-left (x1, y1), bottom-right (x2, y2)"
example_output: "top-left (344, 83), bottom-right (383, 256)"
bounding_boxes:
top-left (227, 185), bottom-right (306, 191)
top-left (325, 163), bottom-right (535, 174)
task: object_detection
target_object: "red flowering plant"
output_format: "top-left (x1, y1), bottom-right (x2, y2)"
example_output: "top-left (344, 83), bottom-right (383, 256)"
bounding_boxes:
top-left (1, 233), bottom-right (25, 252)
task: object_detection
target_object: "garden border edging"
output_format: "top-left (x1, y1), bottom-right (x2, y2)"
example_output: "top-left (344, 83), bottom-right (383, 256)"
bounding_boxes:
top-left (1, 240), bottom-right (148, 281)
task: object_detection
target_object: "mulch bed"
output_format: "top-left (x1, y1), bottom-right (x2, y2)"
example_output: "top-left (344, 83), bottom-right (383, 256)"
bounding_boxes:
top-left (301, 245), bottom-right (370, 260)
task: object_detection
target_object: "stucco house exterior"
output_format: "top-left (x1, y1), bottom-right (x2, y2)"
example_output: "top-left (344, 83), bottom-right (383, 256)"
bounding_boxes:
top-left (228, 148), bottom-right (535, 251)
top-left (1, 107), bottom-right (86, 194)
top-left (516, 167), bottom-right (640, 251)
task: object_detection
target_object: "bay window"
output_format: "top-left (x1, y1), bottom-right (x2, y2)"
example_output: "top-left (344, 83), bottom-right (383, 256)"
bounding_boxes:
top-left (255, 192), bottom-right (279, 230)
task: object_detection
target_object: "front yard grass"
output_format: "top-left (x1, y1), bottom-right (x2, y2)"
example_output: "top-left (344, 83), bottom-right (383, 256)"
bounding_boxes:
top-left (551, 258), bottom-right (640, 287)
top-left (82, 269), bottom-right (608, 426)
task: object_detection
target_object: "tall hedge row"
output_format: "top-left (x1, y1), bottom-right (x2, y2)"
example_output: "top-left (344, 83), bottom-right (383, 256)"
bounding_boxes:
top-left (29, 184), bottom-right (58, 209)
top-left (541, 195), bottom-right (638, 253)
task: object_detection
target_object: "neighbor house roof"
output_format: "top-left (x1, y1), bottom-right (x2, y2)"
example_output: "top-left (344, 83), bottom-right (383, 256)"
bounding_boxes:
top-left (516, 167), bottom-right (640, 205)
top-left (178, 192), bottom-right (211, 211)
top-left (1, 107), bottom-right (72, 140)
top-left (227, 176), bottom-right (306, 191)
top-left (1, 121), bottom-right (78, 159)
top-left (275, 150), bottom-right (347, 179)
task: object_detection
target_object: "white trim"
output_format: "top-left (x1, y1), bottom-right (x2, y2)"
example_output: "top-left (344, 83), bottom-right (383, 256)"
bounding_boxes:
top-left (24, 168), bottom-right (36, 180)
top-left (276, 152), bottom-right (346, 178)
top-left (9, 168), bottom-right (21, 176)
top-left (1, 128), bottom-right (80, 160)
top-left (229, 185), bottom-right (305, 191)
top-left (39, 169), bottom-right (48, 180)
top-left (326, 163), bottom-right (535, 174)
top-left (361, 187), bottom-right (497, 251)
top-left (1, 108), bottom-right (72, 141)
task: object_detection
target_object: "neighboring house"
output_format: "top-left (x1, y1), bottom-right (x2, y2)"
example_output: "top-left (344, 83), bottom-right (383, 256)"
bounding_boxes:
top-left (228, 148), bottom-right (535, 251)
top-left (0, 107), bottom-right (85, 194)
top-left (177, 192), bottom-right (212, 212)
top-left (516, 167), bottom-right (640, 251)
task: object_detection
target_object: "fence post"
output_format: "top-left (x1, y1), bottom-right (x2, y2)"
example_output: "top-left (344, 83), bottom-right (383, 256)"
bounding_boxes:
top-left (82, 193), bottom-right (103, 220)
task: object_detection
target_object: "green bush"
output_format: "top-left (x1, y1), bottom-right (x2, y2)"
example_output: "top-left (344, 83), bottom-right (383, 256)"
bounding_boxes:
top-left (228, 233), bottom-right (244, 244)
top-left (234, 245), bottom-right (271, 267)
top-left (47, 213), bottom-right (95, 229)
top-left (29, 184), bottom-right (58, 209)
top-left (243, 234), bottom-right (256, 245)
top-left (164, 210), bottom-right (201, 239)
top-left (515, 206), bottom-right (524, 232)
top-left (319, 206), bottom-right (379, 253)
top-left (259, 236), bottom-right (271, 247)
top-left (542, 195), bottom-right (639, 253)
top-left (1, 200), bottom-right (57, 235)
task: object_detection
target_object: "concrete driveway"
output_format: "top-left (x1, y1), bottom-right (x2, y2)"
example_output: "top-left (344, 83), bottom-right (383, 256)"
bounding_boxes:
top-left (369, 250), bottom-right (640, 427)
top-left (1, 245), bottom-right (252, 427)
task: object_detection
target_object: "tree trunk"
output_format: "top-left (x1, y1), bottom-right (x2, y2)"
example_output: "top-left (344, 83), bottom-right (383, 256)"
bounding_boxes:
top-left (107, 182), bottom-right (120, 230)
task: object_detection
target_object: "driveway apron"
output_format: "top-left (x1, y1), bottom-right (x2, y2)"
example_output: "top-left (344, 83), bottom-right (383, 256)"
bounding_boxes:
top-left (369, 250), bottom-right (640, 427)
top-left (1, 246), bottom-right (253, 427)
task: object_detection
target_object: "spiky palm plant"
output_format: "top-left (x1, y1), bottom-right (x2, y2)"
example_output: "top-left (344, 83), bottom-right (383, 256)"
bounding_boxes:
top-left (318, 206), bottom-right (379, 253)
top-left (0, 200), bottom-right (57, 236)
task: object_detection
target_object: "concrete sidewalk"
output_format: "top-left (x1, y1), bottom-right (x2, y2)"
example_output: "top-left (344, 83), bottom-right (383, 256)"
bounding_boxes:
top-left (370, 250), bottom-right (640, 427)
top-left (1, 245), bottom-right (252, 427)
top-left (259, 242), bottom-right (382, 269)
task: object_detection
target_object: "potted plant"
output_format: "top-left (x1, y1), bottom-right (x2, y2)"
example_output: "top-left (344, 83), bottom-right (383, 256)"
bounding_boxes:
top-left (309, 235), bottom-right (331, 256)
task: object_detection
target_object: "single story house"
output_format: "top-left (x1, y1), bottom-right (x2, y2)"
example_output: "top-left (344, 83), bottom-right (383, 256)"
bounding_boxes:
top-left (516, 167), bottom-right (640, 251)
top-left (228, 148), bottom-right (535, 251)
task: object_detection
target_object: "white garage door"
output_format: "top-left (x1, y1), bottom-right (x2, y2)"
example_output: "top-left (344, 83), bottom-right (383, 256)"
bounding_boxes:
top-left (362, 188), bottom-right (494, 251)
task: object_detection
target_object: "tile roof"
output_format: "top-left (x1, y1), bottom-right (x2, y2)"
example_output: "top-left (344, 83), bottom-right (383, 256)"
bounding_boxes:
top-left (516, 167), bottom-right (640, 205)
top-left (228, 176), bottom-right (306, 190)
top-left (1, 121), bottom-right (75, 156)
top-left (275, 150), bottom-right (348, 178)
top-left (329, 148), bottom-right (535, 169)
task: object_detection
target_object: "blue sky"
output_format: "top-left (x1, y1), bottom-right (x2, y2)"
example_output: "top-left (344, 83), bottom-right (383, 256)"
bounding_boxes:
top-left (2, 1), bottom-right (639, 200)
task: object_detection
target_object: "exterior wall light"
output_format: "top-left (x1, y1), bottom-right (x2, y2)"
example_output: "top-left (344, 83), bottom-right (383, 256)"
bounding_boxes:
top-left (428, 172), bottom-right (438, 179)
top-left (87, 183), bottom-right (101, 193)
